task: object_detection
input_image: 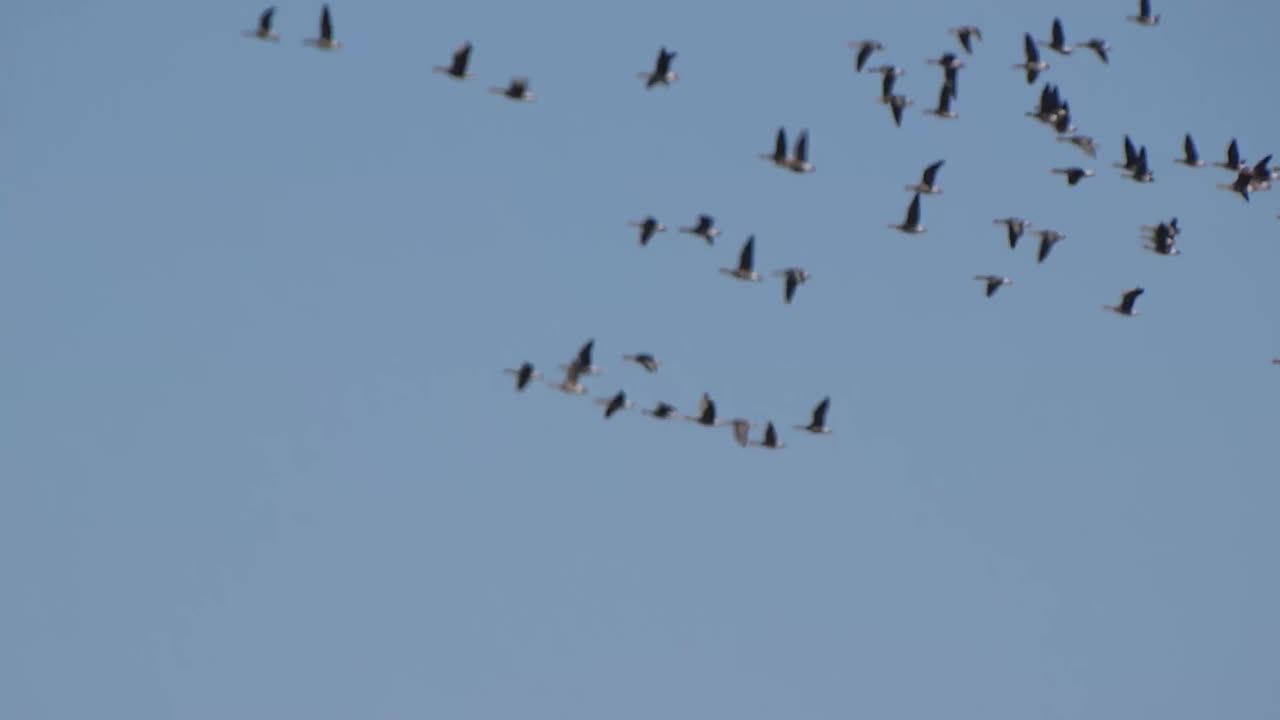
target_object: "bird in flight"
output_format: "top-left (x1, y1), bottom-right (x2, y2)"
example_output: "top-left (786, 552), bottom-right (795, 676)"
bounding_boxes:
top-left (1014, 33), bottom-right (1050, 84)
top-left (639, 46), bottom-right (678, 88)
top-left (679, 214), bottom-right (721, 245)
top-left (795, 397), bottom-right (832, 434)
top-left (907, 160), bottom-right (946, 194)
top-left (721, 235), bottom-right (763, 282)
top-left (490, 77), bottom-right (535, 102)
top-left (975, 275), bottom-right (1013, 297)
top-left (890, 193), bottom-right (926, 234)
top-left (433, 42), bottom-right (474, 80)
top-left (994, 217), bottom-right (1032, 249)
top-left (597, 390), bottom-right (633, 419)
top-left (622, 353), bottom-right (660, 372)
top-left (773, 268), bottom-right (812, 304)
top-left (628, 216), bottom-right (667, 246)
top-left (1104, 287), bottom-right (1145, 316)
top-left (949, 25), bottom-right (983, 54)
top-left (752, 422), bottom-right (785, 450)
top-left (244, 6), bottom-right (280, 42)
top-left (504, 362), bottom-right (542, 391)
top-left (1127, 0), bottom-right (1160, 26)
top-left (304, 4), bottom-right (340, 50)
top-left (849, 40), bottom-right (885, 72)
top-left (1176, 134), bottom-right (1204, 167)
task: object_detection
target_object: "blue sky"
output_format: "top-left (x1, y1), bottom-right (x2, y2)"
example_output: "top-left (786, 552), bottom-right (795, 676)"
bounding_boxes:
top-left (2, 0), bottom-right (1278, 718)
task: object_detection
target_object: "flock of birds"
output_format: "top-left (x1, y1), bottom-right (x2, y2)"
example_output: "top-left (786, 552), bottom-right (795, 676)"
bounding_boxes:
top-left (243, 1), bottom-right (1280, 447)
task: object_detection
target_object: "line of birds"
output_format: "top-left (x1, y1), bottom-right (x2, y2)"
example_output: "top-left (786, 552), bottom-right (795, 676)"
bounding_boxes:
top-left (504, 340), bottom-right (833, 450)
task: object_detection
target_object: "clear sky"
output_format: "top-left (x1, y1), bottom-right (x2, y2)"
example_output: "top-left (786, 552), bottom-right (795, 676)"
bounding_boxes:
top-left (2, 1), bottom-right (1278, 718)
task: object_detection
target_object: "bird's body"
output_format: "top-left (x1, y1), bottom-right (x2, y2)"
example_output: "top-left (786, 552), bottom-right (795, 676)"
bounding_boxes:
top-left (304, 4), bottom-right (340, 50)
top-left (1177, 134), bottom-right (1204, 167)
top-left (490, 77), bottom-right (535, 102)
top-left (1220, 169), bottom-right (1253, 201)
top-left (891, 193), bottom-right (926, 234)
top-left (550, 364), bottom-right (589, 395)
top-left (679, 214), bottom-right (721, 245)
top-left (1042, 17), bottom-right (1073, 55)
top-left (752, 422), bottom-right (785, 450)
top-left (1104, 287), bottom-right (1145, 316)
top-left (994, 217), bottom-right (1032, 249)
top-left (622, 353), bottom-right (660, 372)
top-left (721, 235), bottom-right (763, 282)
top-left (687, 393), bottom-right (725, 427)
top-left (1142, 221), bottom-right (1181, 256)
top-left (1128, 145), bottom-right (1155, 183)
top-left (245, 6), bottom-right (280, 41)
top-left (560, 339), bottom-right (601, 378)
top-left (639, 46), bottom-right (678, 88)
top-left (643, 402), bottom-right (678, 419)
top-left (597, 390), bottom-right (633, 419)
top-left (975, 275), bottom-right (1012, 297)
top-left (629, 216), bottom-right (667, 246)
top-left (1214, 139), bottom-right (1245, 171)
top-left (1053, 166), bottom-right (1095, 186)
top-left (504, 362), bottom-right (542, 391)
top-left (796, 397), bottom-right (832, 434)
top-left (433, 42), bottom-right (473, 79)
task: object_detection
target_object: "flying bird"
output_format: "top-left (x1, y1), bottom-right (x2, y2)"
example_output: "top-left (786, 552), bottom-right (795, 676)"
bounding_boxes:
top-left (1128, 145), bottom-right (1155, 183)
top-left (550, 364), bottom-right (589, 395)
top-left (490, 77), bottom-right (535, 102)
top-left (433, 42), bottom-right (473, 79)
top-left (562, 338), bottom-right (601, 377)
top-left (504, 362), bottom-right (542, 391)
top-left (643, 402), bottom-right (679, 419)
top-left (975, 275), bottom-right (1012, 297)
top-left (628, 216), bottom-right (667, 246)
top-left (597, 390), bottom-right (633, 419)
top-left (890, 193), bottom-right (926, 234)
top-left (1079, 38), bottom-right (1111, 63)
top-left (887, 94), bottom-right (913, 127)
top-left (730, 419), bottom-right (752, 448)
top-left (1058, 134), bottom-right (1098, 158)
top-left (796, 397), bottom-right (832, 434)
top-left (1104, 287), bottom-right (1145, 316)
top-left (687, 393), bottom-right (725, 427)
top-left (1028, 83), bottom-right (1064, 124)
top-left (1035, 229), bottom-right (1066, 263)
top-left (1041, 17), bottom-right (1073, 55)
top-left (924, 82), bottom-right (959, 119)
top-left (622, 353), bottom-right (660, 372)
top-left (788, 130), bottom-right (815, 173)
top-left (849, 40), bottom-right (884, 72)
top-left (927, 52), bottom-right (965, 99)
top-left (679, 214), bottom-right (721, 245)
top-left (878, 66), bottom-right (903, 101)
top-left (1117, 134), bottom-right (1140, 172)
top-left (1176, 134), bottom-right (1204, 167)
top-left (721, 235), bottom-right (763, 282)
top-left (950, 26), bottom-right (983, 54)
top-left (1142, 221), bottom-right (1180, 256)
top-left (1214, 138), bottom-right (1244, 171)
top-left (1015, 33), bottom-right (1050, 84)
top-left (907, 160), bottom-right (946, 194)
top-left (639, 46), bottom-right (678, 88)
top-left (752, 422), bottom-right (785, 450)
top-left (1219, 169), bottom-right (1253, 201)
top-left (1052, 101), bottom-right (1076, 134)
top-left (304, 4), bottom-right (340, 50)
top-left (761, 127), bottom-right (788, 168)
top-left (993, 217), bottom-right (1032, 249)
top-left (244, 6), bottom-right (280, 42)
top-left (1052, 167), bottom-right (1095, 186)
top-left (1127, 0), bottom-right (1160, 26)
top-left (773, 267), bottom-right (812, 304)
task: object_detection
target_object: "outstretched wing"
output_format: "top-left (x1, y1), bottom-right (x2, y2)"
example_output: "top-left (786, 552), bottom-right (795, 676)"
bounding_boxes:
top-left (260, 6), bottom-right (276, 32)
top-left (812, 397), bottom-right (830, 427)
top-left (320, 4), bottom-right (333, 40)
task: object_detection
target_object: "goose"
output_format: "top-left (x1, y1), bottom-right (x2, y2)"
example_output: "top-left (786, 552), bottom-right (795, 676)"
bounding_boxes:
top-left (849, 40), bottom-right (885, 72)
top-left (1052, 167), bottom-right (1095, 186)
top-left (950, 25), bottom-right (983, 54)
top-left (549, 364), bottom-right (589, 395)
top-left (760, 127), bottom-right (788, 167)
top-left (304, 4), bottom-right (340, 50)
top-left (504, 362), bottom-right (542, 391)
top-left (890, 193), bottom-right (926, 234)
top-left (721, 235), bottom-right (763, 282)
top-left (1058, 134), bottom-right (1098, 158)
top-left (1052, 101), bottom-right (1076, 134)
top-left (628, 216), bottom-right (667, 246)
top-left (490, 77), bottom-right (535, 102)
top-left (887, 94), bottom-right (913, 127)
top-left (1127, 0), bottom-right (1160, 26)
top-left (1079, 38), bottom-right (1111, 63)
top-left (772, 267), bottom-right (812, 304)
top-left (1128, 145), bottom-right (1155, 183)
top-left (643, 401), bottom-right (678, 419)
top-left (1247, 155), bottom-right (1274, 191)
top-left (1014, 33), bottom-right (1049, 84)
top-left (730, 419), bottom-right (752, 448)
top-left (1041, 17), bottom-right (1073, 55)
top-left (993, 217), bottom-right (1032, 249)
top-left (686, 392), bottom-right (726, 427)
top-left (878, 67), bottom-right (902, 102)
top-left (752, 422), bottom-right (785, 450)
top-left (924, 82), bottom-right (959, 119)
top-left (433, 42), bottom-right (473, 79)
top-left (622, 353), bottom-right (660, 372)
top-left (679, 214), bottom-right (721, 245)
top-left (907, 160), bottom-right (945, 194)
top-left (1027, 83), bottom-right (1063, 124)
top-left (1116, 134), bottom-right (1140, 172)
top-left (1104, 287), bottom-right (1145, 316)
top-left (639, 46), bottom-right (678, 88)
top-left (1142, 221), bottom-right (1180, 256)
top-left (795, 396), bottom-right (832, 434)
top-left (1176, 134), bottom-right (1204, 167)
top-left (975, 275), bottom-right (1013, 297)
top-left (244, 6), bottom-right (280, 42)
top-left (561, 338), bottom-right (602, 377)
top-left (1214, 139), bottom-right (1244, 171)
top-left (1035, 229), bottom-right (1066, 263)
top-left (597, 390), bottom-right (633, 419)
top-left (787, 130), bottom-right (815, 173)
top-left (1219, 169), bottom-right (1253, 201)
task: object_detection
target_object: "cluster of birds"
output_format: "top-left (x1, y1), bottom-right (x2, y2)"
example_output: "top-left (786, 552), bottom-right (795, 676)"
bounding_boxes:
top-left (243, 0), bottom-right (1280, 438)
top-left (504, 340), bottom-right (833, 450)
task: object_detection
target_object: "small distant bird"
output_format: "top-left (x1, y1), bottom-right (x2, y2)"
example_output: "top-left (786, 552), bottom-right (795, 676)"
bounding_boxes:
top-left (490, 77), bottom-right (535, 102)
top-left (1053, 101), bottom-right (1076, 134)
top-left (796, 397), bottom-right (832, 434)
top-left (890, 193), bottom-right (926, 234)
top-left (1127, 0), bottom-right (1160, 26)
top-left (597, 390), bottom-right (633, 419)
top-left (1053, 167), bottom-right (1095, 186)
top-left (679, 214), bottom-right (721, 245)
top-left (1104, 287), bottom-right (1145, 316)
top-left (304, 4), bottom-right (340, 50)
top-left (433, 42), bottom-right (473, 79)
top-left (550, 364), bottom-right (589, 395)
top-left (1041, 17), bottom-right (1073, 55)
top-left (787, 130), bottom-right (815, 173)
top-left (643, 402), bottom-right (678, 419)
top-left (628, 216), bottom-right (667, 246)
top-left (639, 46), bottom-right (678, 88)
top-left (773, 267), bottom-right (812, 304)
top-left (950, 26), bottom-right (983, 54)
top-left (1058, 134), bottom-right (1098, 158)
top-left (1028, 83), bottom-right (1064, 124)
top-left (924, 82), bottom-right (959, 119)
top-left (1035, 229), bottom-right (1066, 263)
top-left (907, 160), bottom-right (946, 194)
top-left (504, 362), bottom-right (542, 391)
top-left (1117, 134), bottom-right (1140, 172)
top-left (730, 419), bottom-right (752, 448)
top-left (1247, 155), bottom-right (1274, 191)
top-left (1214, 138), bottom-right (1244, 171)
top-left (887, 94), bottom-right (913, 127)
top-left (244, 6), bottom-right (280, 42)
top-left (721, 235), bottom-right (763, 282)
top-left (761, 127), bottom-right (788, 167)
top-left (975, 275), bottom-right (1013, 297)
top-left (687, 393), bottom-right (725, 427)
top-left (1128, 145), bottom-right (1155, 183)
top-left (1079, 38), bottom-right (1111, 63)
top-left (752, 422), bottom-right (785, 450)
top-left (878, 66), bottom-right (903, 101)
top-left (1015, 33), bottom-right (1050, 84)
top-left (927, 52), bottom-right (964, 99)
top-left (562, 338), bottom-right (601, 377)
top-left (849, 40), bottom-right (885, 72)
top-left (1142, 221), bottom-right (1180, 256)
top-left (1220, 169), bottom-right (1253, 201)
top-left (622, 353), bottom-right (660, 372)
top-left (993, 217), bottom-right (1032, 249)
top-left (1176, 134), bottom-right (1204, 167)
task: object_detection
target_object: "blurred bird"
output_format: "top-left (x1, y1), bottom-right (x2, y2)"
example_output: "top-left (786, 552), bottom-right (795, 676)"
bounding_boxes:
top-left (504, 362), bottom-right (542, 391)
top-left (1127, 0), bottom-right (1160, 26)
top-left (796, 397), bottom-right (832, 434)
top-left (890, 193), bottom-right (926, 234)
top-left (975, 275), bottom-right (1013, 297)
top-left (304, 4), bottom-right (340, 50)
top-left (244, 6), bottom-right (280, 42)
top-left (994, 217), bottom-right (1032, 249)
top-left (1104, 287), bottom-right (1145, 316)
top-left (639, 46), bottom-right (678, 88)
top-left (721, 236), bottom-right (763, 282)
top-left (628, 216), bottom-right (667, 246)
top-left (433, 42), bottom-right (474, 79)
top-left (490, 77), bottom-right (535, 102)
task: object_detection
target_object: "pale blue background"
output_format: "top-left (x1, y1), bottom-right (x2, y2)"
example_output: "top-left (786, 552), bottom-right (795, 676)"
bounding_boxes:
top-left (2, 1), bottom-right (1278, 718)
